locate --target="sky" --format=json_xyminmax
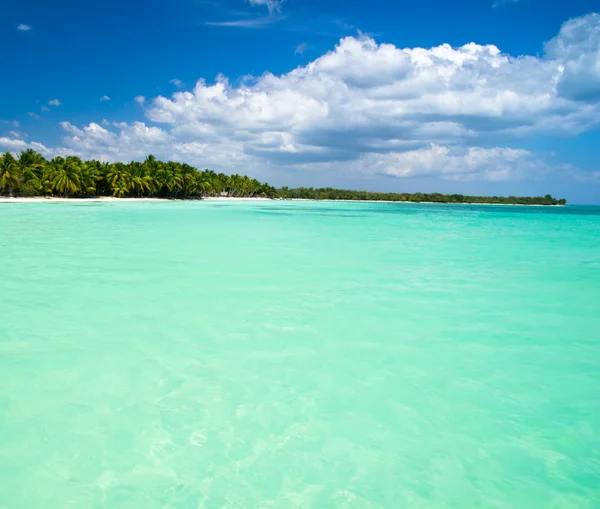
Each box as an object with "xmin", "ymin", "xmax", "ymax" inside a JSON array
[{"xmin": 2, "ymin": 0, "xmax": 600, "ymax": 203}]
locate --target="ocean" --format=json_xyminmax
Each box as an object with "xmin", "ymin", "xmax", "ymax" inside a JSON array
[{"xmin": 1, "ymin": 200, "xmax": 599, "ymax": 508}]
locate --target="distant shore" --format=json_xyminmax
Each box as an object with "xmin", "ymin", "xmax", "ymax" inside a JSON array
[
  {"xmin": 0, "ymin": 152, "xmax": 566, "ymax": 205},
  {"xmin": 0, "ymin": 196, "xmax": 563, "ymax": 206}
]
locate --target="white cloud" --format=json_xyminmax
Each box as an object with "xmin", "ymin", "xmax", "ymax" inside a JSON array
[
  {"xmin": 4, "ymin": 13, "xmax": 600, "ymax": 186},
  {"xmin": 0, "ymin": 137, "xmax": 28, "ymax": 151},
  {"xmin": 248, "ymin": 0, "xmax": 283, "ymax": 14},
  {"xmin": 170, "ymin": 79, "xmax": 184, "ymax": 88},
  {"xmin": 545, "ymin": 13, "xmax": 600, "ymax": 102},
  {"xmin": 206, "ymin": 0, "xmax": 285, "ymax": 27},
  {"xmin": 294, "ymin": 42, "xmax": 309, "ymax": 56},
  {"xmin": 41, "ymin": 106, "xmax": 50, "ymax": 112},
  {"xmin": 0, "ymin": 137, "xmax": 53, "ymax": 157},
  {"xmin": 205, "ymin": 15, "xmax": 284, "ymax": 28},
  {"xmin": 493, "ymin": 0, "xmax": 520, "ymax": 8},
  {"xmin": 56, "ymin": 121, "xmax": 171, "ymax": 161},
  {"xmin": 367, "ymin": 145, "xmax": 546, "ymax": 181},
  {"xmin": 100, "ymin": 95, "xmax": 111, "ymax": 101},
  {"xmin": 17, "ymin": 24, "xmax": 31, "ymax": 31},
  {"xmin": 27, "ymin": 112, "xmax": 40, "ymax": 119},
  {"xmin": 48, "ymin": 99, "xmax": 61, "ymax": 107}
]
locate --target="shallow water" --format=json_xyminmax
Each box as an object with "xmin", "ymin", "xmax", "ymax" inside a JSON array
[{"xmin": 1, "ymin": 201, "xmax": 599, "ymax": 508}]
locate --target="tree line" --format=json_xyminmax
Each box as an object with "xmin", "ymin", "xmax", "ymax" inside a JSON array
[
  {"xmin": 277, "ymin": 187, "xmax": 567, "ymax": 205},
  {"xmin": 0, "ymin": 151, "xmax": 277, "ymax": 199},
  {"xmin": 1, "ymin": 151, "xmax": 566, "ymax": 205}
]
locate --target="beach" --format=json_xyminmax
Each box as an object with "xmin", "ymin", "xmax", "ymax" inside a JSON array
[{"xmin": 0, "ymin": 196, "xmax": 561, "ymax": 205}]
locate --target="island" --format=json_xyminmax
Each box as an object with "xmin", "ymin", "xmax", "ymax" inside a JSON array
[{"xmin": 0, "ymin": 151, "xmax": 567, "ymax": 205}]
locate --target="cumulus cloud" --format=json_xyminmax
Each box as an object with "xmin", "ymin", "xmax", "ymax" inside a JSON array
[
  {"xmin": 0, "ymin": 137, "xmax": 28, "ymax": 151},
  {"xmin": 17, "ymin": 24, "xmax": 31, "ymax": 31},
  {"xmin": 100, "ymin": 95, "xmax": 111, "ymax": 101},
  {"xmin": 27, "ymin": 112, "xmax": 40, "ymax": 119},
  {"xmin": 41, "ymin": 106, "xmax": 50, "ymax": 112},
  {"xmin": 170, "ymin": 79, "xmax": 184, "ymax": 88},
  {"xmin": 134, "ymin": 96, "xmax": 146, "ymax": 105},
  {"xmin": 545, "ymin": 13, "xmax": 600, "ymax": 101},
  {"xmin": 368, "ymin": 145, "xmax": 545, "ymax": 181},
  {"xmin": 3, "ymin": 13, "xmax": 600, "ymax": 186},
  {"xmin": 48, "ymin": 99, "xmax": 61, "ymax": 107},
  {"xmin": 0, "ymin": 137, "xmax": 53, "ymax": 157}
]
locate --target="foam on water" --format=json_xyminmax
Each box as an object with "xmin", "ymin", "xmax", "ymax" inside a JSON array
[{"xmin": 1, "ymin": 201, "xmax": 599, "ymax": 508}]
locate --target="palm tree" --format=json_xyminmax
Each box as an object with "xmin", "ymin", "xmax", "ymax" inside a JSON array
[
  {"xmin": 17, "ymin": 149, "xmax": 45, "ymax": 181},
  {"xmin": 0, "ymin": 152, "xmax": 21, "ymax": 196},
  {"xmin": 112, "ymin": 181, "xmax": 130, "ymax": 198},
  {"xmin": 79, "ymin": 163, "xmax": 100, "ymax": 196},
  {"xmin": 130, "ymin": 175, "xmax": 151, "ymax": 197},
  {"xmin": 106, "ymin": 162, "xmax": 127, "ymax": 188},
  {"xmin": 47, "ymin": 157, "xmax": 81, "ymax": 196}
]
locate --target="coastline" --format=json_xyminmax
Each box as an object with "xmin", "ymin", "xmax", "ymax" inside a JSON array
[
  {"xmin": 282, "ymin": 198, "xmax": 563, "ymax": 206},
  {"xmin": 0, "ymin": 196, "xmax": 274, "ymax": 204},
  {"xmin": 0, "ymin": 196, "xmax": 563, "ymax": 206}
]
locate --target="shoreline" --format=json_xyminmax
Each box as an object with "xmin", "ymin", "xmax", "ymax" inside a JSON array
[
  {"xmin": 0, "ymin": 196, "xmax": 272, "ymax": 204},
  {"xmin": 0, "ymin": 196, "xmax": 565, "ymax": 206}
]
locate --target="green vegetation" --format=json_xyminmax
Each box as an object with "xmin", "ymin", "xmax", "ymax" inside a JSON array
[
  {"xmin": 0, "ymin": 151, "xmax": 276, "ymax": 199},
  {"xmin": 277, "ymin": 187, "xmax": 567, "ymax": 205},
  {"xmin": 0, "ymin": 151, "xmax": 566, "ymax": 205}
]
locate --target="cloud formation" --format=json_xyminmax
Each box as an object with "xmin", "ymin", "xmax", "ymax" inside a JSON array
[
  {"xmin": 544, "ymin": 13, "xmax": 600, "ymax": 102},
  {"xmin": 3, "ymin": 13, "xmax": 600, "ymax": 185},
  {"xmin": 206, "ymin": 0, "xmax": 285, "ymax": 28},
  {"xmin": 492, "ymin": 0, "xmax": 520, "ymax": 8},
  {"xmin": 294, "ymin": 42, "xmax": 309, "ymax": 56},
  {"xmin": 100, "ymin": 95, "xmax": 111, "ymax": 101},
  {"xmin": 248, "ymin": 0, "xmax": 284, "ymax": 14},
  {"xmin": 170, "ymin": 79, "xmax": 184, "ymax": 88},
  {"xmin": 48, "ymin": 99, "xmax": 61, "ymax": 107},
  {"xmin": 17, "ymin": 24, "xmax": 31, "ymax": 31},
  {"xmin": 205, "ymin": 15, "xmax": 285, "ymax": 28}
]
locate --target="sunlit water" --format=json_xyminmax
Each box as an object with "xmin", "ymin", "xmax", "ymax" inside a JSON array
[{"xmin": 1, "ymin": 200, "xmax": 599, "ymax": 508}]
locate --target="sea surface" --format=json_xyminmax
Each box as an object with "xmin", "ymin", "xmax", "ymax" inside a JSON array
[{"xmin": 1, "ymin": 200, "xmax": 599, "ymax": 508}]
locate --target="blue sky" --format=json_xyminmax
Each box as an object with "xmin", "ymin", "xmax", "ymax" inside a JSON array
[{"xmin": 2, "ymin": 0, "xmax": 600, "ymax": 203}]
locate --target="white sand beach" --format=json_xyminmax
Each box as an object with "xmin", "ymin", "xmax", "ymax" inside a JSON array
[{"xmin": 0, "ymin": 196, "xmax": 274, "ymax": 203}]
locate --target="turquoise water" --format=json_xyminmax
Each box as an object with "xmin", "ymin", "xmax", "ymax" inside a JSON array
[{"xmin": 1, "ymin": 200, "xmax": 599, "ymax": 508}]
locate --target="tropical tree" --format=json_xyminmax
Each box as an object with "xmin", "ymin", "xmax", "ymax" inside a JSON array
[
  {"xmin": 106, "ymin": 162, "xmax": 127, "ymax": 188},
  {"xmin": 111, "ymin": 180, "xmax": 130, "ymax": 198},
  {"xmin": 17, "ymin": 149, "xmax": 45, "ymax": 180},
  {"xmin": 0, "ymin": 152, "xmax": 21, "ymax": 195},
  {"xmin": 79, "ymin": 162, "xmax": 100, "ymax": 196},
  {"xmin": 47, "ymin": 156, "xmax": 81, "ymax": 196}
]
